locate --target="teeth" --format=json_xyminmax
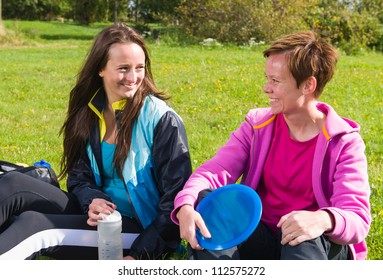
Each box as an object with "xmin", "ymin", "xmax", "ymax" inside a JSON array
[{"xmin": 270, "ymin": 98, "xmax": 278, "ymax": 102}]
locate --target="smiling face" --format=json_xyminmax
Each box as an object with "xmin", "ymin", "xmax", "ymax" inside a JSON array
[
  {"xmin": 99, "ymin": 43, "xmax": 145, "ymax": 104},
  {"xmin": 263, "ymin": 52, "xmax": 306, "ymax": 115}
]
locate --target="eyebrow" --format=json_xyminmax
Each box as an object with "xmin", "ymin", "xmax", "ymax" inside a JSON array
[
  {"xmin": 116, "ymin": 63, "xmax": 145, "ymax": 67},
  {"xmin": 264, "ymin": 73, "xmax": 279, "ymax": 78}
]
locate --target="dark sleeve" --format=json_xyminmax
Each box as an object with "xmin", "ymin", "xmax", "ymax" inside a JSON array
[
  {"xmin": 66, "ymin": 154, "xmax": 113, "ymax": 214},
  {"xmin": 129, "ymin": 111, "xmax": 192, "ymax": 259}
]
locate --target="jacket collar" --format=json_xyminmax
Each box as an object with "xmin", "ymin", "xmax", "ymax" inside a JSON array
[
  {"xmin": 316, "ymin": 102, "xmax": 360, "ymax": 140},
  {"xmin": 88, "ymin": 88, "xmax": 126, "ymax": 118},
  {"xmin": 246, "ymin": 102, "xmax": 360, "ymax": 141},
  {"xmin": 88, "ymin": 88, "xmax": 127, "ymax": 141}
]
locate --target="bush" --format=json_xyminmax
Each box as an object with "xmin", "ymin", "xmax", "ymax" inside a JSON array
[{"xmin": 175, "ymin": 0, "xmax": 382, "ymax": 53}]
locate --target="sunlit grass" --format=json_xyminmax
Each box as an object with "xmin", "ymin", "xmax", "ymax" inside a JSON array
[{"xmin": 1, "ymin": 20, "xmax": 382, "ymax": 260}]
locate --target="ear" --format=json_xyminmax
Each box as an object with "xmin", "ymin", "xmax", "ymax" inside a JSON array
[
  {"xmin": 99, "ymin": 70, "xmax": 104, "ymax": 78},
  {"xmin": 303, "ymin": 76, "xmax": 317, "ymax": 95}
]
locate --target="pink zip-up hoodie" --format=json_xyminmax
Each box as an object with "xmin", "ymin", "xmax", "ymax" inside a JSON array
[{"xmin": 172, "ymin": 102, "xmax": 371, "ymax": 260}]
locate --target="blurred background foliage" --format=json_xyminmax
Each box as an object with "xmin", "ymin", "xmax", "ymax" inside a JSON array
[{"xmin": 1, "ymin": 0, "xmax": 383, "ymax": 54}]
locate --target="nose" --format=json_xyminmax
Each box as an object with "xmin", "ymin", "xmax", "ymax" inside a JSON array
[
  {"xmin": 263, "ymin": 82, "xmax": 271, "ymax": 94},
  {"xmin": 124, "ymin": 69, "xmax": 136, "ymax": 83}
]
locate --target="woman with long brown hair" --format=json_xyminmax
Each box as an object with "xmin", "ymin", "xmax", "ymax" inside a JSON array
[{"xmin": 0, "ymin": 23, "xmax": 192, "ymax": 260}]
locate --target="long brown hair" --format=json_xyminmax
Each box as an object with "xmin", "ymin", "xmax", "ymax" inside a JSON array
[{"xmin": 59, "ymin": 23, "xmax": 167, "ymax": 179}]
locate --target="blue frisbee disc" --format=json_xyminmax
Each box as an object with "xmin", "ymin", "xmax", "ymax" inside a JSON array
[{"xmin": 196, "ymin": 184, "xmax": 262, "ymax": 251}]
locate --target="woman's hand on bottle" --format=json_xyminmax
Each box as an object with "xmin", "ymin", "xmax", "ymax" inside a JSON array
[
  {"xmin": 87, "ymin": 198, "xmax": 117, "ymax": 226},
  {"xmin": 177, "ymin": 205, "xmax": 211, "ymax": 250}
]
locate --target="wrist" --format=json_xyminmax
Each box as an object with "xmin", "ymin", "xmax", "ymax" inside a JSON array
[
  {"xmin": 320, "ymin": 209, "xmax": 335, "ymax": 233},
  {"xmin": 176, "ymin": 204, "xmax": 194, "ymax": 221}
]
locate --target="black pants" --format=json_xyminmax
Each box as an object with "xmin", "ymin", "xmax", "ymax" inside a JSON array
[
  {"xmin": 188, "ymin": 189, "xmax": 349, "ymax": 260},
  {"xmin": 0, "ymin": 172, "xmax": 141, "ymax": 259}
]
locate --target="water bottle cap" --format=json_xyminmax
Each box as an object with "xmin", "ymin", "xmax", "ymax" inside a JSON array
[
  {"xmin": 99, "ymin": 210, "xmax": 121, "ymax": 223},
  {"xmin": 33, "ymin": 160, "xmax": 51, "ymax": 168}
]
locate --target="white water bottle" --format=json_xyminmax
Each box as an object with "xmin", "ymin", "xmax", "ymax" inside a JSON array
[{"xmin": 97, "ymin": 210, "xmax": 123, "ymax": 260}]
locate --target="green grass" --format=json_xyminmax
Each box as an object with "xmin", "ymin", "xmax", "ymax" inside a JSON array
[{"xmin": 1, "ymin": 20, "xmax": 382, "ymax": 260}]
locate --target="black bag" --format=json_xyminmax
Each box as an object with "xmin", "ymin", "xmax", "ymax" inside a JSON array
[{"xmin": 0, "ymin": 160, "xmax": 60, "ymax": 188}]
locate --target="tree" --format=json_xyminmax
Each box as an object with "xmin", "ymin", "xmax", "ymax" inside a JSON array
[
  {"xmin": 114, "ymin": 0, "xmax": 119, "ymax": 23},
  {"xmin": 141, "ymin": 0, "xmax": 181, "ymax": 21},
  {"xmin": 2, "ymin": 0, "xmax": 64, "ymax": 21},
  {"xmin": 358, "ymin": 0, "xmax": 383, "ymax": 23},
  {"xmin": 69, "ymin": 0, "xmax": 106, "ymax": 25},
  {"xmin": 0, "ymin": 0, "xmax": 5, "ymax": 36},
  {"xmin": 304, "ymin": 0, "xmax": 382, "ymax": 54},
  {"xmin": 175, "ymin": 0, "xmax": 312, "ymax": 44}
]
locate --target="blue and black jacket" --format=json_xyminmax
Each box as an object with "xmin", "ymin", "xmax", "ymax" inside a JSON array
[{"xmin": 67, "ymin": 89, "xmax": 192, "ymax": 259}]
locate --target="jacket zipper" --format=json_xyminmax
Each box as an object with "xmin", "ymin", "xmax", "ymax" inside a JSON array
[{"xmin": 123, "ymin": 184, "xmax": 144, "ymax": 230}]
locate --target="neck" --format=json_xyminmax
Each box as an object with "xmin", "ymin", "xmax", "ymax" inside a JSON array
[
  {"xmin": 283, "ymin": 106, "xmax": 325, "ymax": 142},
  {"xmin": 103, "ymin": 104, "xmax": 117, "ymax": 144}
]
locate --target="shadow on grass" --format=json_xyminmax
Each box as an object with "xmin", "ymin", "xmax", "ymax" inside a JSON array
[{"xmin": 40, "ymin": 34, "xmax": 95, "ymax": 41}]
